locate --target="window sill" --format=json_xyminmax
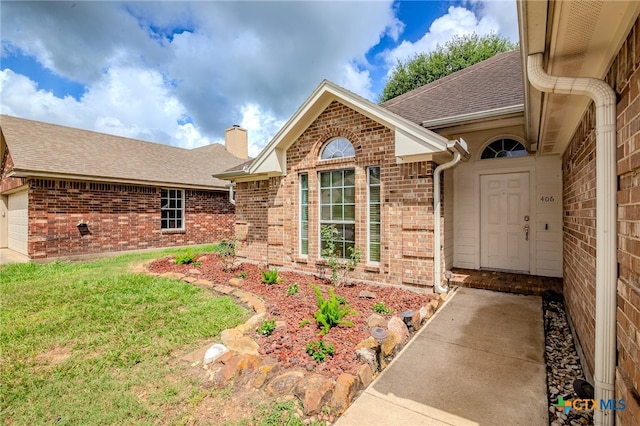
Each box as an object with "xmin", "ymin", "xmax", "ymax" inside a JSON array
[
  {"xmin": 364, "ymin": 264, "xmax": 380, "ymax": 273},
  {"xmin": 161, "ymin": 229, "xmax": 186, "ymax": 235}
]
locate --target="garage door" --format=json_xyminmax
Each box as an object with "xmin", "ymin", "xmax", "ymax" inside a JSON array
[{"xmin": 8, "ymin": 191, "xmax": 28, "ymax": 255}]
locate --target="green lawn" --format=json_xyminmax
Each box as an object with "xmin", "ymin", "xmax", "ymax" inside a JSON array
[{"xmin": 0, "ymin": 246, "xmax": 249, "ymax": 425}]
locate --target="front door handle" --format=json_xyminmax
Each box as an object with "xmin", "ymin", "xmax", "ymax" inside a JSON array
[{"xmin": 524, "ymin": 224, "xmax": 530, "ymax": 241}]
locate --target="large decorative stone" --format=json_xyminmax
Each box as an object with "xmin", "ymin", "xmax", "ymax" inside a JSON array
[
  {"xmin": 381, "ymin": 331, "xmax": 399, "ymax": 358},
  {"xmin": 366, "ymin": 314, "xmax": 386, "ymax": 329},
  {"xmin": 354, "ymin": 336, "xmax": 377, "ymax": 351},
  {"xmin": 221, "ymin": 328, "xmax": 243, "ymax": 345},
  {"xmin": 411, "ymin": 310, "xmax": 421, "ymax": 330},
  {"xmin": 387, "ymin": 316, "xmax": 409, "ymax": 343},
  {"xmin": 355, "ymin": 348, "xmax": 378, "ymax": 373},
  {"xmin": 228, "ymin": 277, "xmax": 243, "ymax": 287},
  {"xmin": 357, "ymin": 363, "xmax": 373, "ymax": 388},
  {"xmin": 266, "ymin": 371, "xmax": 305, "ymax": 396},
  {"xmin": 359, "ymin": 290, "xmax": 376, "ymax": 299},
  {"xmin": 203, "ymin": 343, "xmax": 229, "ymax": 365},
  {"xmin": 294, "ymin": 374, "xmax": 334, "ymax": 415},
  {"xmin": 252, "ymin": 358, "xmax": 280, "ymax": 389},
  {"xmin": 330, "ymin": 373, "xmax": 359, "ymax": 415},
  {"xmin": 226, "ymin": 336, "xmax": 260, "ymax": 355}
]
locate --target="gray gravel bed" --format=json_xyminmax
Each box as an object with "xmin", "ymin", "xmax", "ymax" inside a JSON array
[{"xmin": 543, "ymin": 293, "xmax": 593, "ymax": 426}]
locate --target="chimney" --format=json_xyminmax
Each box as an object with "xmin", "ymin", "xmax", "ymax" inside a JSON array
[{"xmin": 225, "ymin": 125, "xmax": 248, "ymax": 159}]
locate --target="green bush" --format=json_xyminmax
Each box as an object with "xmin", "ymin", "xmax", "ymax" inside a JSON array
[
  {"xmin": 287, "ymin": 283, "xmax": 299, "ymax": 295},
  {"xmin": 306, "ymin": 338, "xmax": 335, "ymax": 362},
  {"xmin": 257, "ymin": 319, "xmax": 276, "ymax": 337},
  {"xmin": 175, "ymin": 251, "xmax": 198, "ymax": 265},
  {"xmin": 312, "ymin": 285, "xmax": 357, "ymax": 335},
  {"xmin": 373, "ymin": 302, "xmax": 392, "ymax": 314},
  {"xmin": 261, "ymin": 268, "xmax": 282, "ymax": 285}
]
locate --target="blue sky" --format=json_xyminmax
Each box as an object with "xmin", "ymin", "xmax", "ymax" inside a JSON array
[{"xmin": 0, "ymin": 1, "xmax": 518, "ymax": 155}]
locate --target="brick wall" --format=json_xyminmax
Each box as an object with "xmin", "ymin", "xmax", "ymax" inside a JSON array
[
  {"xmin": 26, "ymin": 179, "xmax": 234, "ymax": 258},
  {"xmin": 562, "ymin": 17, "xmax": 640, "ymax": 422},
  {"xmin": 234, "ymin": 101, "xmax": 437, "ymax": 289},
  {"xmin": 612, "ymin": 18, "xmax": 640, "ymax": 424}
]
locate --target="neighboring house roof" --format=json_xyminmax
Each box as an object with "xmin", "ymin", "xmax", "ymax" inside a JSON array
[
  {"xmin": 215, "ymin": 80, "xmax": 456, "ymax": 180},
  {"xmin": 381, "ymin": 50, "xmax": 523, "ymax": 127},
  {"xmin": 0, "ymin": 115, "xmax": 246, "ymax": 190}
]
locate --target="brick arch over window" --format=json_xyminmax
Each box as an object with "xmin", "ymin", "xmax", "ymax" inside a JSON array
[{"xmin": 312, "ymin": 128, "xmax": 362, "ymax": 161}]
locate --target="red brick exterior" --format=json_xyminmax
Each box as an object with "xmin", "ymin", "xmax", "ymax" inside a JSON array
[
  {"xmin": 2, "ymin": 176, "xmax": 235, "ymax": 258},
  {"xmin": 0, "ymin": 148, "xmax": 25, "ymax": 193},
  {"xmin": 562, "ymin": 17, "xmax": 640, "ymax": 422},
  {"xmin": 235, "ymin": 101, "xmax": 437, "ymax": 289}
]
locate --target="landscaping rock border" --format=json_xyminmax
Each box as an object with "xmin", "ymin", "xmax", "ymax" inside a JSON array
[{"xmin": 137, "ymin": 261, "xmax": 448, "ymax": 421}]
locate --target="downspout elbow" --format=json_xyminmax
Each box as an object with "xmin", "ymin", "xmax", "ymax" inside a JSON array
[{"xmin": 228, "ymin": 183, "xmax": 236, "ymax": 205}]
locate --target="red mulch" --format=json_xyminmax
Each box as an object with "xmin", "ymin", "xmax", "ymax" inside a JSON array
[{"xmin": 147, "ymin": 253, "xmax": 434, "ymax": 378}]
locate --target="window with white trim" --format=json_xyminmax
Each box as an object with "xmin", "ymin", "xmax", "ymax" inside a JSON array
[
  {"xmin": 319, "ymin": 169, "xmax": 355, "ymax": 259},
  {"xmin": 480, "ymin": 138, "xmax": 527, "ymax": 159},
  {"xmin": 320, "ymin": 138, "xmax": 355, "ymax": 160},
  {"xmin": 161, "ymin": 189, "xmax": 184, "ymax": 230},
  {"xmin": 299, "ymin": 174, "xmax": 309, "ymax": 255},
  {"xmin": 368, "ymin": 166, "xmax": 381, "ymax": 263}
]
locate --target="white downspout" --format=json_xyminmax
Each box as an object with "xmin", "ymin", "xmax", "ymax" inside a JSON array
[
  {"xmin": 434, "ymin": 139, "xmax": 469, "ymax": 293},
  {"xmin": 527, "ymin": 53, "xmax": 617, "ymax": 426},
  {"xmin": 228, "ymin": 183, "xmax": 236, "ymax": 205}
]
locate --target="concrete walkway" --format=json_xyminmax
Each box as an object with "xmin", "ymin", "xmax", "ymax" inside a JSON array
[
  {"xmin": 336, "ymin": 287, "xmax": 548, "ymax": 426},
  {"xmin": 0, "ymin": 248, "xmax": 30, "ymax": 265}
]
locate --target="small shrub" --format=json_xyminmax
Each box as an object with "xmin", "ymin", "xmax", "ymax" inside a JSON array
[
  {"xmin": 236, "ymin": 271, "xmax": 247, "ymax": 279},
  {"xmin": 306, "ymin": 338, "xmax": 335, "ymax": 362},
  {"xmin": 287, "ymin": 283, "xmax": 299, "ymax": 295},
  {"xmin": 175, "ymin": 251, "xmax": 197, "ymax": 265},
  {"xmin": 320, "ymin": 224, "xmax": 363, "ymax": 286},
  {"xmin": 262, "ymin": 268, "xmax": 282, "ymax": 285},
  {"xmin": 373, "ymin": 302, "xmax": 392, "ymax": 314},
  {"xmin": 257, "ymin": 319, "xmax": 276, "ymax": 336},
  {"xmin": 312, "ymin": 285, "xmax": 357, "ymax": 335},
  {"xmin": 217, "ymin": 237, "xmax": 240, "ymax": 271}
]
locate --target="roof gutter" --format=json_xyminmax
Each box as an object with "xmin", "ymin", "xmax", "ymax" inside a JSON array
[
  {"xmin": 527, "ymin": 53, "xmax": 617, "ymax": 426},
  {"xmin": 433, "ymin": 138, "xmax": 469, "ymax": 293},
  {"xmin": 421, "ymin": 104, "xmax": 524, "ymax": 129}
]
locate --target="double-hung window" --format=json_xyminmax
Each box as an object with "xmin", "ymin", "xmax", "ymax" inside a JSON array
[
  {"xmin": 161, "ymin": 189, "xmax": 184, "ymax": 230},
  {"xmin": 299, "ymin": 174, "xmax": 309, "ymax": 255},
  {"xmin": 368, "ymin": 167, "xmax": 381, "ymax": 263},
  {"xmin": 319, "ymin": 169, "xmax": 355, "ymax": 259}
]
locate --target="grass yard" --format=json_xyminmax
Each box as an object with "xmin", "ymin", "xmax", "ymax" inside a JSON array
[{"xmin": 0, "ymin": 246, "xmax": 250, "ymax": 425}]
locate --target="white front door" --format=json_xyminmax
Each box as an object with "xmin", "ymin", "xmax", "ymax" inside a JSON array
[
  {"xmin": 480, "ymin": 172, "xmax": 530, "ymax": 272},
  {"xmin": 8, "ymin": 191, "xmax": 29, "ymax": 255}
]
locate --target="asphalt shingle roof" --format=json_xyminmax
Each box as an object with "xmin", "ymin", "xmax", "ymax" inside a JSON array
[
  {"xmin": 1, "ymin": 115, "xmax": 246, "ymax": 189},
  {"xmin": 381, "ymin": 50, "xmax": 523, "ymax": 125}
]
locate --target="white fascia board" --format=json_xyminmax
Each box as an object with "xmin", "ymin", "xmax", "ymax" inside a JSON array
[{"xmin": 394, "ymin": 127, "xmax": 449, "ymax": 161}]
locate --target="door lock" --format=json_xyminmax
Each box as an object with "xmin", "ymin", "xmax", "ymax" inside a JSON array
[{"xmin": 524, "ymin": 224, "xmax": 530, "ymax": 241}]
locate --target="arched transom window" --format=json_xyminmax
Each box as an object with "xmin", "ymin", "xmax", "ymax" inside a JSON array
[
  {"xmin": 481, "ymin": 138, "xmax": 528, "ymax": 159},
  {"xmin": 320, "ymin": 137, "xmax": 355, "ymax": 160}
]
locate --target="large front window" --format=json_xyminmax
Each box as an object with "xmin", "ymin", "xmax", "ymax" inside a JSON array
[
  {"xmin": 368, "ymin": 166, "xmax": 381, "ymax": 263},
  {"xmin": 299, "ymin": 174, "xmax": 309, "ymax": 255},
  {"xmin": 319, "ymin": 169, "xmax": 355, "ymax": 258},
  {"xmin": 161, "ymin": 189, "xmax": 184, "ymax": 230}
]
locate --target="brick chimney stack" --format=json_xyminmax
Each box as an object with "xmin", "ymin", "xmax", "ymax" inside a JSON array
[{"xmin": 224, "ymin": 125, "xmax": 249, "ymax": 159}]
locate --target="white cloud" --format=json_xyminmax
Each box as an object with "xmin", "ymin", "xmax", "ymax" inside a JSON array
[
  {"xmin": 381, "ymin": 2, "xmax": 518, "ymax": 68},
  {"xmin": 239, "ymin": 103, "xmax": 285, "ymax": 158},
  {"xmin": 0, "ymin": 1, "xmax": 399, "ymax": 150}
]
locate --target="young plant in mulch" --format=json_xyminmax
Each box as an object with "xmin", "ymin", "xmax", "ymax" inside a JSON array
[
  {"xmin": 216, "ymin": 237, "xmax": 241, "ymax": 271},
  {"xmin": 311, "ymin": 284, "xmax": 357, "ymax": 335},
  {"xmin": 175, "ymin": 251, "xmax": 200, "ymax": 266},
  {"xmin": 306, "ymin": 337, "xmax": 335, "ymax": 363},
  {"xmin": 287, "ymin": 283, "xmax": 300, "ymax": 295},
  {"xmin": 235, "ymin": 271, "xmax": 247, "ymax": 279},
  {"xmin": 257, "ymin": 319, "xmax": 276, "ymax": 337},
  {"xmin": 261, "ymin": 268, "xmax": 283, "ymax": 285},
  {"xmin": 320, "ymin": 224, "xmax": 363, "ymax": 286},
  {"xmin": 373, "ymin": 301, "xmax": 392, "ymax": 314}
]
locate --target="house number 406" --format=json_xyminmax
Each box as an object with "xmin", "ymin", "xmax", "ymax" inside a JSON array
[{"xmin": 540, "ymin": 196, "xmax": 555, "ymax": 203}]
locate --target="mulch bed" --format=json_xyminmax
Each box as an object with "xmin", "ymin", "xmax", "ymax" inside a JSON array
[{"xmin": 147, "ymin": 253, "xmax": 435, "ymax": 378}]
